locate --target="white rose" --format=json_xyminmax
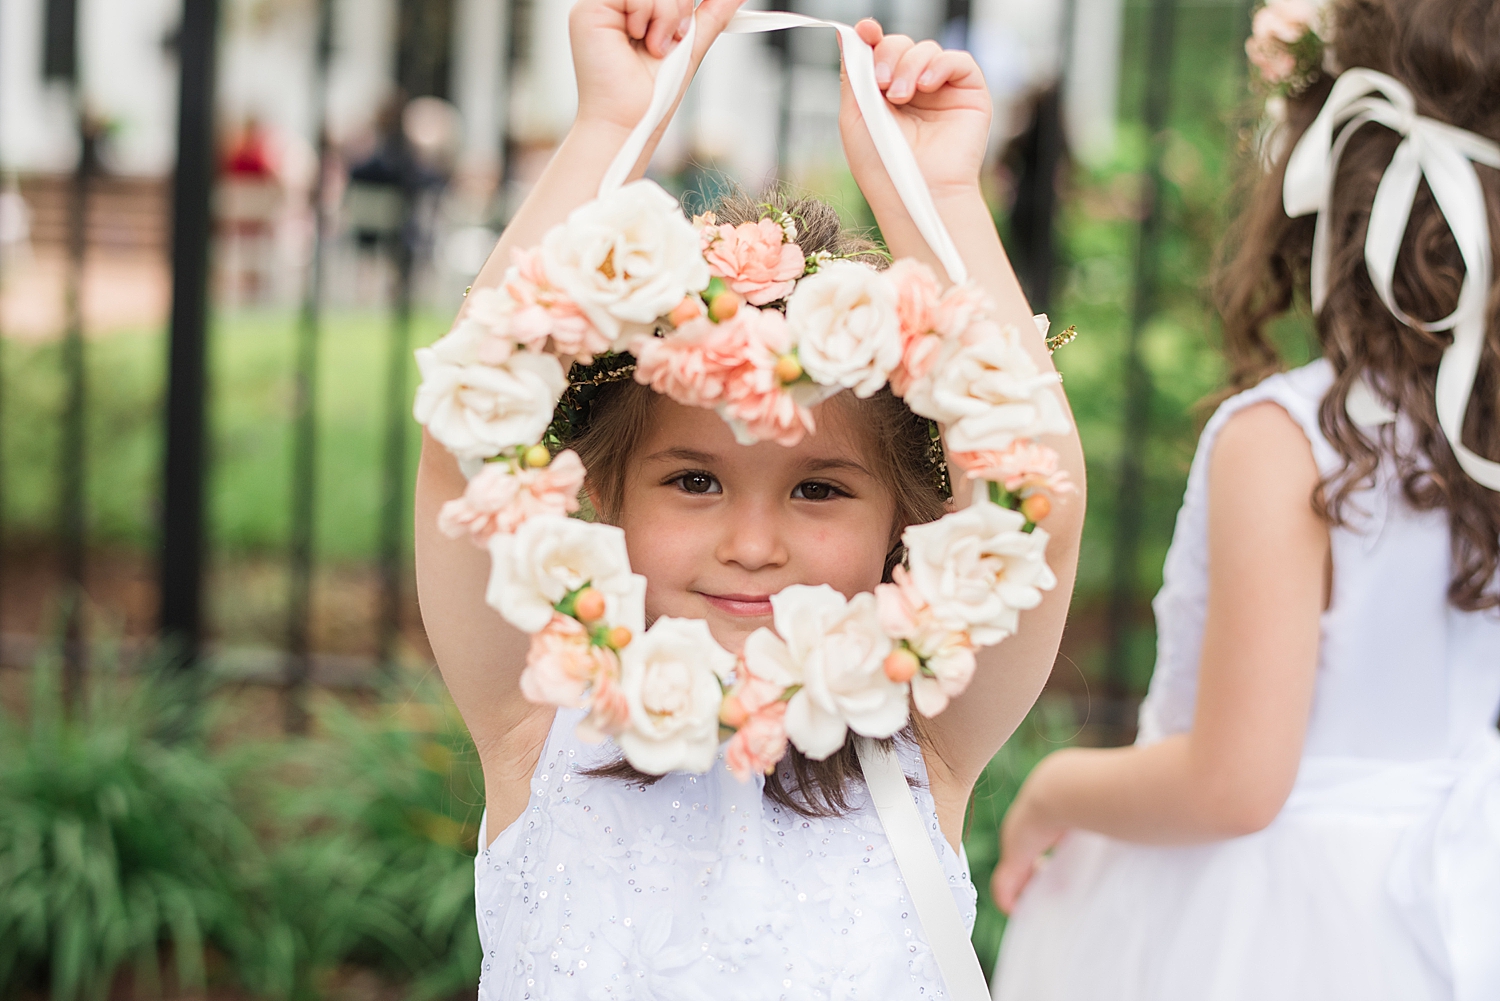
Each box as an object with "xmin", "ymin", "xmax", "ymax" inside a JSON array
[
  {"xmin": 786, "ymin": 260, "xmax": 902, "ymax": 398},
  {"xmin": 617, "ymin": 617, "xmax": 735, "ymax": 775},
  {"xmin": 903, "ymin": 320, "xmax": 1071, "ymax": 453},
  {"xmin": 485, "ymin": 515, "xmax": 647, "ymax": 634},
  {"xmin": 413, "ymin": 332, "xmax": 566, "ymax": 461},
  {"xmin": 541, "ymin": 179, "xmax": 709, "ymax": 349},
  {"xmin": 910, "ymin": 641, "xmax": 977, "ymax": 718},
  {"xmin": 744, "ymin": 584, "xmax": 906, "ymax": 761},
  {"xmin": 902, "ymin": 505, "xmax": 1057, "ymax": 647}
]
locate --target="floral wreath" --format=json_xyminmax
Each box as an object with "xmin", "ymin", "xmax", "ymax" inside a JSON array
[
  {"xmin": 1246, "ymin": 0, "xmax": 1339, "ymax": 108},
  {"xmin": 413, "ymin": 12, "xmax": 1077, "ymax": 781}
]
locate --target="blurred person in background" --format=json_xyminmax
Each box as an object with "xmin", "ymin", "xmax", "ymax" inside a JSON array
[{"xmin": 218, "ymin": 115, "xmax": 283, "ymax": 304}]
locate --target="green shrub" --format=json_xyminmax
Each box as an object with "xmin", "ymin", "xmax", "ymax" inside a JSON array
[
  {"xmin": 240, "ymin": 679, "xmax": 483, "ymax": 1001},
  {"xmin": 0, "ymin": 654, "xmax": 256, "ymax": 1001}
]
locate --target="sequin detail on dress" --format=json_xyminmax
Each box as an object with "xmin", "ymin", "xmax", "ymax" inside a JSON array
[{"xmin": 475, "ymin": 708, "xmax": 975, "ymax": 1000}]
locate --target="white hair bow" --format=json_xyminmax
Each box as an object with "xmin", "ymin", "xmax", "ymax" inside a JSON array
[{"xmin": 1283, "ymin": 68, "xmax": 1500, "ymax": 490}]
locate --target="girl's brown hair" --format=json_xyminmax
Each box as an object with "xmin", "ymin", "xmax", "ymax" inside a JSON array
[
  {"xmin": 566, "ymin": 191, "xmax": 949, "ymax": 816},
  {"xmin": 1216, "ymin": 0, "xmax": 1500, "ymax": 611}
]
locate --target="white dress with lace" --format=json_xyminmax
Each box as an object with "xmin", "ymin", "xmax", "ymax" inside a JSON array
[
  {"xmin": 474, "ymin": 707, "xmax": 976, "ymax": 1000},
  {"xmin": 993, "ymin": 360, "xmax": 1500, "ymax": 1001}
]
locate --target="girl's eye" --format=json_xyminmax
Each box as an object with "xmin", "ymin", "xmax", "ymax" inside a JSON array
[
  {"xmin": 792, "ymin": 481, "xmax": 843, "ymax": 501},
  {"xmin": 673, "ymin": 472, "xmax": 721, "ymax": 495}
]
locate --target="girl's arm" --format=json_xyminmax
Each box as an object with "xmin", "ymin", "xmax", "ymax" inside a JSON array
[
  {"xmin": 992, "ymin": 402, "xmax": 1327, "ymax": 911},
  {"xmin": 836, "ymin": 22, "xmax": 1088, "ymax": 812},
  {"xmin": 416, "ymin": 0, "xmax": 746, "ymax": 841}
]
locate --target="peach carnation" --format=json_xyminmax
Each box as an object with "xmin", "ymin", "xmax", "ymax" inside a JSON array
[
  {"xmin": 717, "ymin": 379, "xmax": 822, "ymax": 448},
  {"xmin": 703, "ymin": 219, "xmax": 806, "ymax": 306},
  {"xmin": 437, "ymin": 450, "xmax": 586, "ymax": 544},
  {"xmin": 951, "ymin": 442, "xmax": 1075, "ymax": 497},
  {"xmin": 632, "ymin": 307, "xmax": 789, "ymax": 407},
  {"xmin": 577, "ymin": 656, "xmax": 630, "ymax": 743},
  {"xmin": 887, "ymin": 260, "xmax": 945, "ymax": 396},
  {"xmin": 725, "ymin": 701, "xmax": 790, "ymax": 781},
  {"xmin": 502, "ymin": 248, "xmax": 613, "ymax": 363},
  {"xmin": 520, "ymin": 614, "xmax": 615, "ymax": 709},
  {"xmin": 1246, "ymin": 0, "xmax": 1321, "ymax": 86}
]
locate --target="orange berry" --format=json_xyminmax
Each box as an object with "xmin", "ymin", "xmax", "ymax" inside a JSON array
[
  {"xmin": 883, "ymin": 648, "xmax": 920, "ymax": 684},
  {"xmin": 709, "ymin": 291, "xmax": 742, "ymax": 322},
  {"xmin": 523, "ymin": 443, "xmax": 552, "ymax": 468},
  {"xmin": 668, "ymin": 296, "xmax": 702, "ymax": 327},
  {"xmin": 1020, "ymin": 493, "xmax": 1052, "ymax": 524},
  {"xmin": 574, "ymin": 587, "xmax": 606, "ymax": 624},
  {"xmin": 607, "ymin": 625, "xmax": 633, "ymax": 649},
  {"xmin": 774, "ymin": 354, "xmax": 803, "ymax": 384},
  {"xmin": 719, "ymin": 693, "xmax": 750, "ymax": 729}
]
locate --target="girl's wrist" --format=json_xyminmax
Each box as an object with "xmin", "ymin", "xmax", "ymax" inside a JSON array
[
  {"xmin": 567, "ymin": 116, "xmax": 636, "ymax": 150},
  {"xmin": 1022, "ymin": 748, "xmax": 1079, "ymax": 831}
]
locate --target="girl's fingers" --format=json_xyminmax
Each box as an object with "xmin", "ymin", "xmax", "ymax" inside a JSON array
[
  {"xmin": 993, "ymin": 858, "xmax": 1032, "ymax": 915},
  {"xmin": 692, "ymin": 0, "xmax": 751, "ymax": 61},
  {"xmin": 622, "ymin": 0, "xmax": 653, "ymax": 42},
  {"xmin": 915, "ymin": 50, "xmax": 983, "ymax": 93},
  {"xmin": 887, "ymin": 39, "xmax": 943, "ymax": 103},
  {"xmin": 643, "ymin": 0, "xmax": 685, "ymax": 56},
  {"xmin": 855, "ymin": 18, "xmax": 884, "ymax": 47},
  {"xmin": 872, "ymin": 34, "xmax": 916, "ymax": 89}
]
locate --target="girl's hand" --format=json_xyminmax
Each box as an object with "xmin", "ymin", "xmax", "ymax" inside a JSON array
[
  {"xmin": 839, "ymin": 20, "xmax": 992, "ymax": 205},
  {"xmin": 570, "ymin": 0, "xmax": 746, "ymax": 138},
  {"xmin": 992, "ymin": 755, "xmax": 1070, "ymax": 914}
]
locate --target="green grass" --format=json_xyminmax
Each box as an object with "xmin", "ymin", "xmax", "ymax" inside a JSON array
[{"xmin": 2, "ymin": 309, "xmax": 448, "ymax": 562}]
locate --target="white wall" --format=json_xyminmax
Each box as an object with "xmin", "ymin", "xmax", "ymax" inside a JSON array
[
  {"xmin": 0, "ymin": 0, "xmax": 482, "ymax": 176},
  {"xmin": 2, "ymin": 0, "xmax": 179, "ymax": 174}
]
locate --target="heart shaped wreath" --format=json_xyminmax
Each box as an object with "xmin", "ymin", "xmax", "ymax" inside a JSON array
[{"xmin": 414, "ymin": 12, "xmax": 1076, "ymax": 781}]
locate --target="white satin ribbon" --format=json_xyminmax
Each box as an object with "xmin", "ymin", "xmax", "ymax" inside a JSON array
[
  {"xmin": 857, "ymin": 738, "xmax": 990, "ymax": 1001},
  {"xmin": 597, "ymin": 8, "xmax": 970, "ymax": 286},
  {"xmin": 1283, "ymin": 68, "xmax": 1500, "ymax": 490}
]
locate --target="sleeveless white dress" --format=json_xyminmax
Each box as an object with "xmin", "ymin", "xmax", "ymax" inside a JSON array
[
  {"xmin": 993, "ymin": 361, "xmax": 1500, "ymax": 1001},
  {"xmin": 474, "ymin": 707, "xmax": 976, "ymax": 1000}
]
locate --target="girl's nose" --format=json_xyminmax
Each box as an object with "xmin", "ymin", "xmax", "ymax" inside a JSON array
[{"xmin": 715, "ymin": 501, "xmax": 790, "ymax": 572}]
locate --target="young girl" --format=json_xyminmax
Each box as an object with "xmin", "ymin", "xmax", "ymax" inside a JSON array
[
  {"xmin": 992, "ymin": 1, "xmax": 1500, "ymax": 999},
  {"xmin": 414, "ymin": 2, "xmax": 1085, "ymax": 997}
]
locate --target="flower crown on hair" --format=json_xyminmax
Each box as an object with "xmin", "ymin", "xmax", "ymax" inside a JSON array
[
  {"xmin": 414, "ymin": 179, "xmax": 1075, "ymax": 779},
  {"xmin": 1246, "ymin": 0, "xmax": 1335, "ymax": 99}
]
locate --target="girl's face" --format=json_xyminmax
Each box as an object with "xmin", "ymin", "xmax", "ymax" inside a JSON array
[{"xmin": 613, "ymin": 397, "xmax": 897, "ymax": 654}]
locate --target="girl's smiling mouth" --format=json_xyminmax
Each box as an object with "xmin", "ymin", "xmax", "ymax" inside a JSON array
[{"xmin": 700, "ymin": 593, "xmax": 775, "ymax": 617}]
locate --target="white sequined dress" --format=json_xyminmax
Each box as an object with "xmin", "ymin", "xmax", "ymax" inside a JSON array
[{"xmin": 474, "ymin": 707, "xmax": 976, "ymax": 1000}]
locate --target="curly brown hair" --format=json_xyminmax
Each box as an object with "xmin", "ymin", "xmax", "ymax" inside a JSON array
[{"xmin": 1216, "ymin": 0, "xmax": 1500, "ymax": 611}]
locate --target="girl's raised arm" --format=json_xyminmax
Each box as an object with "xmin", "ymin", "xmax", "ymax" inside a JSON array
[
  {"xmin": 837, "ymin": 21, "xmax": 1088, "ymax": 809},
  {"xmin": 416, "ymin": 0, "xmax": 746, "ymax": 834}
]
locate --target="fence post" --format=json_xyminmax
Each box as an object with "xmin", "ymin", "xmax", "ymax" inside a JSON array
[
  {"xmin": 377, "ymin": 173, "xmax": 415, "ymax": 676},
  {"xmin": 1103, "ymin": 0, "xmax": 1178, "ymax": 740},
  {"xmin": 43, "ymin": 0, "xmax": 88, "ymax": 702},
  {"xmin": 160, "ymin": 0, "xmax": 221, "ymax": 667},
  {"xmin": 283, "ymin": 0, "xmax": 335, "ymax": 734},
  {"xmin": 59, "ymin": 109, "xmax": 91, "ymax": 706}
]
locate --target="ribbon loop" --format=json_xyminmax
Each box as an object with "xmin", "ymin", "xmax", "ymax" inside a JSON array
[
  {"xmin": 597, "ymin": 6, "xmax": 970, "ymax": 286},
  {"xmin": 1282, "ymin": 68, "xmax": 1500, "ymax": 491}
]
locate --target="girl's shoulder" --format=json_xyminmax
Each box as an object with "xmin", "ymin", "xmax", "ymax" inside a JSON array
[{"xmin": 1199, "ymin": 360, "xmax": 1341, "ymax": 480}]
